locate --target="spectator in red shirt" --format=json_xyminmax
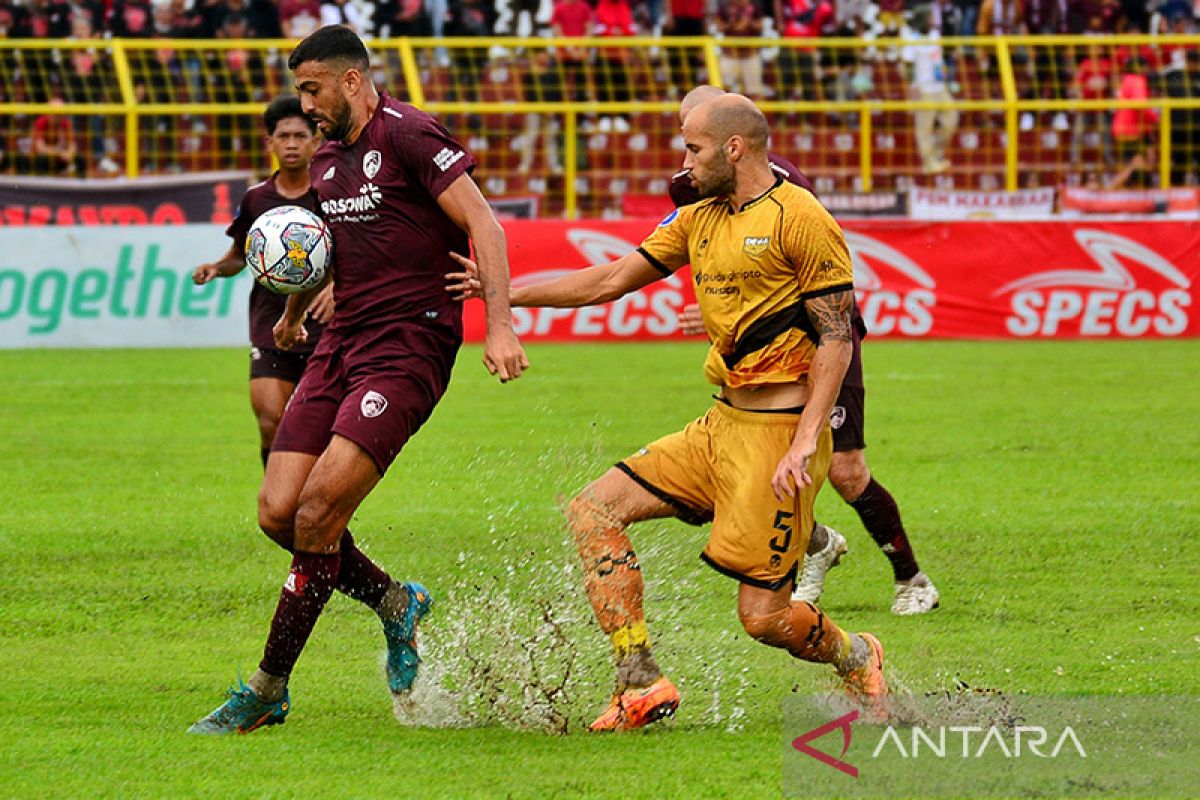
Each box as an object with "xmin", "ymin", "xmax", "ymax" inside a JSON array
[
  {"xmin": 1070, "ymin": 41, "xmax": 1116, "ymax": 166},
  {"xmin": 24, "ymin": 109, "xmax": 87, "ymax": 176},
  {"xmin": 551, "ymin": 0, "xmax": 595, "ymax": 104},
  {"xmin": 1111, "ymin": 55, "xmax": 1158, "ymax": 186},
  {"xmin": 774, "ymin": 0, "xmax": 833, "ymax": 104},
  {"xmin": 594, "ymin": 0, "xmax": 636, "ymax": 132}
]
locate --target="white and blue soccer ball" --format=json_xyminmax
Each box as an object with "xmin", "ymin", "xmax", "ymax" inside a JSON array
[{"xmin": 245, "ymin": 205, "xmax": 331, "ymax": 295}]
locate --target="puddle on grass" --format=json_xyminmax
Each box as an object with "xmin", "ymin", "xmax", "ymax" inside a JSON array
[{"xmin": 388, "ymin": 531, "xmax": 757, "ymax": 734}]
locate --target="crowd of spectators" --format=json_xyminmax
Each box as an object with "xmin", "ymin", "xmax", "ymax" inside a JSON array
[
  {"xmin": 1, "ymin": 0, "xmax": 1198, "ymax": 183},
  {"xmin": 0, "ymin": 0, "xmax": 1192, "ymax": 56}
]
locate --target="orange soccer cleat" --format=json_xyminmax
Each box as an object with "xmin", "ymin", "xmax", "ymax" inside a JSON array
[
  {"xmin": 842, "ymin": 632, "xmax": 888, "ymax": 721},
  {"xmin": 589, "ymin": 676, "xmax": 681, "ymax": 732}
]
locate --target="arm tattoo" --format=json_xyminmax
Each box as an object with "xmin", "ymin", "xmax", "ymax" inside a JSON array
[{"xmin": 804, "ymin": 289, "xmax": 853, "ymax": 343}]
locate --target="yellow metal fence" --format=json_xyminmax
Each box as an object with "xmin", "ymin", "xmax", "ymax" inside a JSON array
[{"xmin": 2, "ymin": 35, "xmax": 1199, "ymax": 217}]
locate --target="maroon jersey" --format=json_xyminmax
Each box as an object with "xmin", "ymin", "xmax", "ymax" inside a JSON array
[
  {"xmin": 310, "ymin": 94, "xmax": 476, "ymax": 333},
  {"xmin": 668, "ymin": 152, "xmax": 816, "ymax": 208},
  {"xmin": 225, "ymin": 174, "xmax": 324, "ymax": 352}
]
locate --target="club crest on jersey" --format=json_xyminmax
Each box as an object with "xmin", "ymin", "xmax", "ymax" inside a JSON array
[
  {"xmin": 743, "ymin": 236, "xmax": 770, "ymax": 257},
  {"xmin": 322, "ymin": 166, "xmax": 336, "ymax": 180},
  {"xmin": 363, "ymin": 150, "xmax": 382, "ymax": 179},
  {"xmin": 361, "ymin": 390, "xmax": 388, "ymax": 418}
]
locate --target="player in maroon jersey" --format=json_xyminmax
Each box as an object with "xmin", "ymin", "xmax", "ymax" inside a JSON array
[
  {"xmin": 190, "ymin": 25, "xmax": 527, "ymax": 735},
  {"xmin": 674, "ymin": 86, "xmax": 940, "ymax": 616},
  {"xmin": 193, "ymin": 95, "xmax": 332, "ymax": 468}
]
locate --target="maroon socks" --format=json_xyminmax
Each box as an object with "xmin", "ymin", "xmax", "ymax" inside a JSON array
[
  {"xmin": 849, "ymin": 477, "xmax": 920, "ymax": 582},
  {"xmin": 259, "ymin": 551, "xmax": 340, "ymax": 678},
  {"xmin": 336, "ymin": 530, "xmax": 391, "ymax": 608}
]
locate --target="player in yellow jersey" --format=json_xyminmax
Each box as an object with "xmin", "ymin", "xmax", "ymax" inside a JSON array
[
  {"xmin": 449, "ymin": 94, "xmax": 888, "ymax": 731},
  {"xmin": 675, "ymin": 85, "xmax": 940, "ymax": 616}
]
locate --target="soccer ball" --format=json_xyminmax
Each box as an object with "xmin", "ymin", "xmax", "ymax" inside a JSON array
[{"xmin": 245, "ymin": 205, "xmax": 331, "ymax": 294}]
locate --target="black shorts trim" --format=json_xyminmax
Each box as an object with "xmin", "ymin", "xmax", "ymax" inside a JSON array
[
  {"xmin": 615, "ymin": 462, "xmax": 712, "ymax": 526},
  {"xmin": 714, "ymin": 395, "xmax": 806, "ymax": 415},
  {"xmin": 699, "ymin": 552, "xmax": 799, "ymax": 590},
  {"xmin": 637, "ymin": 247, "xmax": 673, "ymax": 276}
]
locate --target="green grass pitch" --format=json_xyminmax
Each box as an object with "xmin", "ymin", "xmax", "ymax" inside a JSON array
[{"xmin": 0, "ymin": 341, "xmax": 1197, "ymax": 798}]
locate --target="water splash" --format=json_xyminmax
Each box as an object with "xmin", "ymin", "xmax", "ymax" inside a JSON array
[{"xmin": 388, "ymin": 529, "xmax": 757, "ymax": 733}]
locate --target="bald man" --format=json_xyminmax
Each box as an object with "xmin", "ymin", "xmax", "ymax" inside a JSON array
[
  {"xmin": 448, "ymin": 94, "xmax": 890, "ymax": 731},
  {"xmin": 669, "ymin": 85, "xmax": 816, "ymax": 206},
  {"xmin": 671, "ymin": 86, "xmax": 941, "ymax": 617}
]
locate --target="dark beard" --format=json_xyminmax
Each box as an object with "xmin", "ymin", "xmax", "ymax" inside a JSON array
[
  {"xmin": 324, "ymin": 99, "xmax": 354, "ymax": 142},
  {"xmin": 326, "ymin": 113, "xmax": 353, "ymax": 142},
  {"xmin": 698, "ymin": 171, "xmax": 736, "ymax": 199}
]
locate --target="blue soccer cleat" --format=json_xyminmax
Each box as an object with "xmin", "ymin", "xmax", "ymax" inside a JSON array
[
  {"xmin": 382, "ymin": 582, "xmax": 433, "ymax": 694},
  {"xmin": 187, "ymin": 679, "xmax": 290, "ymax": 735}
]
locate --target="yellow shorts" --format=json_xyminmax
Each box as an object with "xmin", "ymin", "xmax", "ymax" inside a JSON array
[{"xmin": 616, "ymin": 401, "xmax": 832, "ymax": 589}]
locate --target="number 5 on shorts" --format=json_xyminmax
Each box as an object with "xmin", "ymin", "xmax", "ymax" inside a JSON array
[{"xmin": 770, "ymin": 510, "xmax": 794, "ymax": 554}]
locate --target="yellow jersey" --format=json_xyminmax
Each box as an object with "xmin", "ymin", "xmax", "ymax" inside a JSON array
[{"xmin": 638, "ymin": 178, "xmax": 854, "ymax": 388}]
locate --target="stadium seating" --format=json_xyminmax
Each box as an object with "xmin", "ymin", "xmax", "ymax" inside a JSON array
[{"xmin": 1, "ymin": 34, "xmax": 1196, "ymax": 215}]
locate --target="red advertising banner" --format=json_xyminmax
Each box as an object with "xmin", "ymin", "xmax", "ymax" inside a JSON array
[
  {"xmin": 463, "ymin": 220, "xmax": 1200, "ymax": 340},
  {"xmin": 0, "ymin": 172, "xmax": 251, "ymax": 227},
  {"xmin": 1060, "ymin": 186, "xmax": 1200, "ymax": 215}
]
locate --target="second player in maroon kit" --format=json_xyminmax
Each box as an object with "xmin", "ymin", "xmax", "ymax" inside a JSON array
[
  {"xmin": 671, "ymin": 86, "xmax": 939, "ymax": 615},
  {"xmin": 190, "ymin": 25, "xmax": 528, "ymax": 735},
  {"xmin": 193, "ymin": 95, "xmax": 331, "ymax": 467}
]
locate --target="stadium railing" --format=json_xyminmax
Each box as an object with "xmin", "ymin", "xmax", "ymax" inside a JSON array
[{"xmin": 2, "ymin": 34, "xmax": 1198, "ymax": 217}]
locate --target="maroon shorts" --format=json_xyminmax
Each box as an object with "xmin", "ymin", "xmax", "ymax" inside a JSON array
[
  {"xmin": 271, "ymin": 319, "xmax": 460, "ymax": 473},
  {"xmin": 249, "ymin": 346, "xmax": 311, "ymax": 384},
  {"xmin": 830, "ymin": 324, "xmax": 866, "ymax": 453}
]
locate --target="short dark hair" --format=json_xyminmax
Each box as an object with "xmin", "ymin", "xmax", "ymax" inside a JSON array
[
  {"xmin": 287, "ymin": 25, "xmax": 370, "ymax": 72},
  {"xmin": 263, "ymin": 95, "xmax": 317, "ymax": 135}
]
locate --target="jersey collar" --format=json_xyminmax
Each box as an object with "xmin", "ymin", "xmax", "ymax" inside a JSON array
[{"xmin": 728, "ymin": 175, "xmax": 785, "ymax": 214}]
